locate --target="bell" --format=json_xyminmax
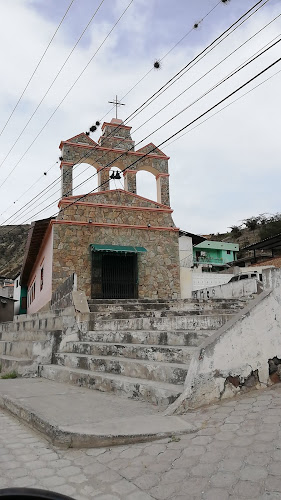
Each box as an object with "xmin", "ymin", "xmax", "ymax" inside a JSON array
[
  {"xmin": 110, "ymin": 171, "xmax": 115, "ymax": 179},
  {"xmin": 115, "ymin": 171, "xmax": 121, "ymax": 180}
]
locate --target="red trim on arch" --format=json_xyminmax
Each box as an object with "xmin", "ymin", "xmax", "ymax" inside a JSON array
[{"xmin": 52, "ymin": 219, "xmax": 179, "ymax": 232}]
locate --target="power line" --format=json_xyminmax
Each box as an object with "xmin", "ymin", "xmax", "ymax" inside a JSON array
[
  {"xmin": 0, "ymin": 0, "xmax": 106, "ymax": 173},
  {"xmin": 0, "ymin": 0, "xmax": 262, "ymax": 193},
  {"xmin": 4, "ymin": 53, "xmax": 281, "ymax": 235},
  {"xmin": 0, "ymin": 0, "xmax": 134, "ymax": 191},
  {"xmin": 130, "ymin": 9, "xmax": 281, "ymax": 136},
  {"xmin": 0, "ymin": 0, "xmax": 272, "ymax": 224},
  {"xmin": 165, "ymin": 67, "xmax": 281, "ymax": 149},
  {"xmin": 5, "ymin": 25, "xmax": 277, "ymax": 227},
  {"xmin": 102, "ymin": 0, "xmax": 222, "ymax": 122},
  {"xmin": 122, "ymin": 0, "xmax": 271, "ymax": 126},
  {"xmin": 0, "ymin": 0, "xmax": 76, "ymax": 138}
]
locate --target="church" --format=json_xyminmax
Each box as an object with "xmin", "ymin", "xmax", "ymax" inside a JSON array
[{"xmin": 21, "ymin": 117, "xmax": 181, "ymax": 314}]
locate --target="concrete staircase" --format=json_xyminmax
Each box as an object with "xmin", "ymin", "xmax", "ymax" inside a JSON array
[
  {"xmin": 0, "ymin": 313, "xmax": 63, "ymax": 376},
  {"xmin": 40, "ymin": 298, "xmax": 249, "ymax": 409}
]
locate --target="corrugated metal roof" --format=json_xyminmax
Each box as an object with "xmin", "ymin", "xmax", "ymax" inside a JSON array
[{"xmin": 194, "ymin": 240, "xmax": 239, "ymax": 251}]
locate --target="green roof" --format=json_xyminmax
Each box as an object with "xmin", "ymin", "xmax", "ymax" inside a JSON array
[
  {"xmin": 91, "ymin": 244, "xmax": 147, "ymax": 253},
  {"xmin": 194, "ymin": 240, "xmax": 239, "ymax": 251}
]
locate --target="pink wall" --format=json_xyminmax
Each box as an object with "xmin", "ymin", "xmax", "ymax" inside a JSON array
[{"xmin": 27, "ymin": 227, "xmax": 53, "ymax": 314}]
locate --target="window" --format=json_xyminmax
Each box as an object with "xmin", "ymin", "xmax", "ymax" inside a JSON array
[
  {"xmin": 28, "ymin": 281, "xmax": 36, "ymax": 305},
  {"xmin": 40, "ymin": 267, "xmax": 44, "ymax": 291},
  {"xmin": 227, "ymin": 250, "xmax": 231, "ymax": 255}
]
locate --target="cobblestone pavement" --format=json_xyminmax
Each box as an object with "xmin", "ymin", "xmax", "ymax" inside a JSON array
[{"xmin": 2, "ymin": 386, "xmax": 281, "ymax": 499}]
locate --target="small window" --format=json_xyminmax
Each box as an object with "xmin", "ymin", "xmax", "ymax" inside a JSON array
[
  {"xmin": 16, "ymin": 280, "xmax": 19, "ymax": 288},
  {"xmin": 40, "ymin": 267, "xmax": 44, "ymax": 291},
  {"xmin": 227, "ymin": 250, "xmax": 231, "ymax": 255}
]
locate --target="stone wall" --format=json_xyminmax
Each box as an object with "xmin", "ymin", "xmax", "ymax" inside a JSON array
[
  {"xmin": 52, "ymin": 223, "xmax": 180, "ymax": 300},
  {"xmin": 166, "ymin": 268, "xmax": 281, "ymax": 414}
]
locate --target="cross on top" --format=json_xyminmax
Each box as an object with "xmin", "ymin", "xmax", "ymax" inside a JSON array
[{"xmin": 108, "ymin": 95, "xmax": 125, "ymax": 119}]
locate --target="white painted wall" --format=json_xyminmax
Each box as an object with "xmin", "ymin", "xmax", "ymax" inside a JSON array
[
  {"xmin": 179, "ymin": 235, "xmax": 193, "ymax": 299},
  {"xmin": 192, "ymin": 277, "xmax": 258, "ymax": 299},
  {"xmin": 166, "ymin": 268, "xmax": 281, "ymax": 414},
  {"xmin": 192, "ymin": 272, "xmax": 232, "ymax": 291},
  {"xmin": 13, "ymin": 275, "xmax": 21, "ymax": 315}
]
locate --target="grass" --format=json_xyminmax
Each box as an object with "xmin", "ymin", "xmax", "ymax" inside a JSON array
[{"xmin": 1, "ymin": 371, "xmax": 18, "ymax": 379}]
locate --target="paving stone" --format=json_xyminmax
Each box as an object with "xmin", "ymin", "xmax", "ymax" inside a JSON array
[
  {"xmin": 240, "ymin": 465, "xmax": 268, "ymax": 481},
  {"xmin": 111, "ymin": 479, "xmax": 137, "ymax": 494},
  {"xmin": 210, "ymin": 472, "xmax": 237, "ymax": 488},
  {"xmin": 179, "ymin": 477, "xmax": 208, "ymax": 495},
  {"xmin": 233, "ymin": 480, "xmax": 263, "ymax": 498},
  {"xmin": 268, "ymin": 463, "xmax": 281, "ymax": 476},
  {"xmin": 199, "ymin": 451, "xmax": 224, "ymax": 463},
  {"xmin": 265, "ymin": 476, "xmax": 281, "ymax": 492},
  {"xmin": 246, "ymin": 452, "xmax": 271, "ymax": 466},
  {"xmin": 133, "ymin": 473, "xmax": 160, "ymax": 490},
  {"xmin": 182, "ymin": 445, "xmax": 206, "ymax": 457},
  {"xmin": 191, "ymin": 462, "xmax": 216, "ymax": 477},
  {"xmin": 40, "ymin": 475, "xmax": 66, "ymax": 487},
  {"xmin": 218, "ymin": 458, "xmax": 243, "ymax": 472},
  {"xmin": 203, "ymin": 488, "xmax": 229, "ymax": 500}
]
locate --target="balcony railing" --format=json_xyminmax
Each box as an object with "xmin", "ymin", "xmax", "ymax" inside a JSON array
[{"xmin": 193, "ymin": 256, "xmax": 224, "ymax": 265}]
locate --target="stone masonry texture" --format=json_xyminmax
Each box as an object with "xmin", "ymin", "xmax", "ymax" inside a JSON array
[
  {"xmin": 52, "ymin": 190, "xmax": 180, "ymax": 300},
  {"xmin": 3, "ymin": 384, "xmax": 281, "ymax": 498}
]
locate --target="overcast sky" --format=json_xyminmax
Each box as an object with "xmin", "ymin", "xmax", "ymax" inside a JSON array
[{"xmin": 0, "ymin": 0, "xmax": 280, "ymax": 235}]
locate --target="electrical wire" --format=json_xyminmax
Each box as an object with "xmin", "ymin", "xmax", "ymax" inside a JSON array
[
  {"xmin": 121, "ymin": 0, "xmax": 271, "ymax": 126},
  {"xmin": 4, "ymin": 28, "xmax": 277, "ymax": 226},
  {"xmin": 129, "ymin": 10, "xmax": 281, "ymax": 137},
  {"xmin": 3, "ymin": 53, "xmax": 281, "ymax": 236},
  {"xmin": 0, "ymin": 0, "xmax": 76, "ymax": 138},
  {"xmin": 0, "ymin": 0, "xmax": 273, "ymax": 224},
  {"xmin": 102, "ymin": 0, "xmax": 222, "ymax": 121},
  {"xmin": 0, "ymin": 0, "xmax": 106, "ymax": 173},
  {"xmin": 0, "ymin": 0, "xmax": 134, "ymax": 191},
  {"xmin": 164, "ymin": 67, "xmax": 281, "ymax": 149}
]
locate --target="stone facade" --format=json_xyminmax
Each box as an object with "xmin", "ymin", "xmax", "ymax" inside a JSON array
[
  {"xmin": 52, "ymin": 189, "xmax": 180, "ymax": 299},
  {"xmin": 22, "ymin": 119, "xmax": 181, "ymax": 306},
  {"xmin": 60, "ymin": 119, "xmax": 170, "ymax": 206}
]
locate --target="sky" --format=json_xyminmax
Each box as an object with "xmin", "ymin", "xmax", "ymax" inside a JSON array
[{"xmin": 0, "ymin": 0, "xmax": 280, "ymax": 235}]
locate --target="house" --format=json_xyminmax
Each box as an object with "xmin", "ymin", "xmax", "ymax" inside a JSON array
[
  {"xmin": 178, "ymin": 234, "xmax": 239, "ymax": 297},
  {"xmin": 193, "ymin": 240, "xmax": 239, "ymax": 270},
  {"xmin": 20, "ymin": 118, "xmax": 181, "ymax": 314}
]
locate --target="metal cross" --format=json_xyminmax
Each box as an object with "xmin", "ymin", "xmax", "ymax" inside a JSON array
[{"xmin": 108, "ymin": 95, "xmax": 125, "ymax": 119}]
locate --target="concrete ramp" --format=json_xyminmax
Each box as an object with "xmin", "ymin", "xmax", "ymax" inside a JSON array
[{"xmin": 0, "ymin": 378, "xmax": 197, "ymax": 448}]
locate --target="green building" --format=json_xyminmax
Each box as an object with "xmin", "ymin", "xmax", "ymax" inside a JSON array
[{"xmin": 193, "ymin": 240, "xmax": 239, "ymax": 270}]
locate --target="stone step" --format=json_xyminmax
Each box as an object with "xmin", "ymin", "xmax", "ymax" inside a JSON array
[
  {"xmin": 0, "ymin": 355, "xmax": 34, "ymax": 375},
  {"xmin": 54, "ymin": 353, "xmax": 188, "ymax": 385},
  {"xmin": 0, "ymin": 316, "xmax": 63, "ymax": 334},
  {"xmin": 64, "ymin": 341, "xmax": 196, "ymax": 364},
  {"xmin": 0, "ymin": 340, "xmax": 52, "ymax": 359},
  {"xmin": 88, "ymin": 299, "xmax": 248, "ymax": 314},
  {"xmin": 82, "ymin": 329, "xmax": 209, "ymax": 346},
  {"xmin": 0, "ymin": 330, "xmax": 56, "ymax": 342},
  {"xmin": 40, "ymin": 364, "xmax": 183, "ymax": 407},
  {"xmin": 89, "ymin": 309, "xmax": 240, "ymax": 320},
  {"xmin": 89, "ymin": 314, "xmax": 234, "ymax": 332}
]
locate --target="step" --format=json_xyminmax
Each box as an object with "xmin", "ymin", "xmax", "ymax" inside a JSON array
[
  {"xmin": 54, "ymin": 353, "xmax": 188, "ymax": 385},
  {"xmin": 40, "ymin": 364, "xmax": 183, "ymax": 407},
  {"xmin": 0, "ymin": 330, "xmax": 56, "ymax": 342},
  {"xmin": 0, "ymin": 340, "xmax": 52, "ymax": 359},
  {"xmin": 0, "ymin": 355, "xmax": 34, "ymax": 375},
  {"xmin": 64, "ymin": 341, "xmax": 197, "ymax": 363},
  {"xmin": 89, "ymin": 314, "xmax": 234, "ymax": 332},
  {"xmin": 82, "ymin": 329, "xmax": 210, "ymax": 346},
  {"xmin": 89, "ymin": 309, "xmax": 240, "ymax": 320},
  {"xmin": 87, "ymin": 298, "xmax": 248, "ymax": 312}
]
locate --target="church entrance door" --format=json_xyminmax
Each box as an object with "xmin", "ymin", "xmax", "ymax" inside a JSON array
[{"xmin": 91, "ymin": 251, "xmax": 138, "ymax": 299}]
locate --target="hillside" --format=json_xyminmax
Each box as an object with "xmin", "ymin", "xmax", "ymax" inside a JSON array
[{"xmin": 0, "ymin": 225, "xmax": 30, "ymax": 278}]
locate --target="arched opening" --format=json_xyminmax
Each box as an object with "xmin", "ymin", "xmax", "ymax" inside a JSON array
[
  {"xmin": 72, "ymin": 162, "xmax": 98, "ymax": 196},
  {"xmin": 109, "ymin": 167, "xmax": 124, "ymax": 191},
  {"xmin": 136, "ymin": 170, "xmax": 157, "ymax": 202}
]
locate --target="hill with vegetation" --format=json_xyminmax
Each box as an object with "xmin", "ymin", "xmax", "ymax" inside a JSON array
[
  {"xmin": 0, "ymin": 225, "xmax": 30, "ymax": 278},
  {"xmin": 206, "ymin": 213, "xmax": 281, "ymax": 256}
]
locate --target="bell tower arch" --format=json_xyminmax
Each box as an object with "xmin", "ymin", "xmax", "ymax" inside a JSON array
[{"xmin": 59, "ymin": 119, "xmax": 171, "ymax": 206}]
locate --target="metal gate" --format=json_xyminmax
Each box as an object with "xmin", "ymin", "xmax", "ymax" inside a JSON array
[{"xmin": 91, "ymin": 251, "xmax": 138, "ymax": 299}]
